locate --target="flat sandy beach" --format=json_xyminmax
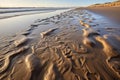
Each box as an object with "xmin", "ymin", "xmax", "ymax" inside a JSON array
[
  {"xmin": 0, "ymin": 7, "xmax": 120, "ymax": 80},
  {"xmin": 87, "ymin": 7, "xmax": 120, "ymax": 23}
]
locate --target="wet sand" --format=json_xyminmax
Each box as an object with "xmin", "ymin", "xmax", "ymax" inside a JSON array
[
  {"xmin": 0, "ymin": 8, "xmax": 120, "ymax": 80},
  {"xmin": 86, "ymin": 7, "xmax": 120, "ymax": 24}
]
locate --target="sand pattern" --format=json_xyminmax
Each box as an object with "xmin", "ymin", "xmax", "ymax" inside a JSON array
[{"xmin": 0, "ymin": 9, "xmax": 120, "ymax": 80}]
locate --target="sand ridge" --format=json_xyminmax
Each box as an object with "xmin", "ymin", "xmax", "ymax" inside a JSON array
[{"xmin": 0, "ymin": 9, "xmax": 120, "ymax": 80}]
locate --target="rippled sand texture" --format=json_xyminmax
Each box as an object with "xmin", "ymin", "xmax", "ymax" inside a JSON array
[{"xmin": 0, "ymin": 9, "xmax": 120, "ymax": 80}]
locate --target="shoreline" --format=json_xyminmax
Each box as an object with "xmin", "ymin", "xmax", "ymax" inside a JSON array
[
  {"xmin": 0, "ymin": 9, "xmax": 70, "ymax": 36},
  {"xmin": 0, "ymin": 8, "xmax": 70, "ymax": 19},
  {"xmin": 0, "ymin": 7, "xmax": 69, "ymax": 14},
  {"xmin": 0, "ymin": 7, "xmax": 120, "ymax": 80},
  {"xmin": 0, "ymin": 10, "xmax": 54, "ymax": 19}
]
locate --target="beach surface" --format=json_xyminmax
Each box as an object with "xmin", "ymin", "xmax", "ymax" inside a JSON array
[
  {"xmin": 0, "ymin": 7, "xmax": 120, "ymax": 80},
  {"xmin": 86, "ymin": 7, "xmax": 120, "ymax": 24}
]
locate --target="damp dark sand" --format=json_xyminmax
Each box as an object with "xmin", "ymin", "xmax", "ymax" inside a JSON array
[
  {"xmin": 0, "ymin": 8, "xmax": 120, "ymax": 80},
  {"xmin": 86, "ymin": 7, "xmax": 120, "ymax": 24}
]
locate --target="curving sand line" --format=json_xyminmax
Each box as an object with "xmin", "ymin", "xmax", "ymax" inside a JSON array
[
  {"xmin": 0, "ymin": 46, "xmax": 29, "ymax": 73},
  {"xmin": 14, "ymin": 36, "xmax": 28, "ymax": 47},
  {"xmin": 25, "ymin": 46, "xmax": 41, "ymax": 80},
  {"xmin": 82, "ymin": 28, "xmax": 100, "ymax": 37},
  {"xmin": 40, "ymin": 28, "xmax": 58, "ymax": 38},
  {"xmin": 83, "ymin": 23, "xmax": 91, "ymax": 28},
  {"xmin": 80, "ymin": 20, "xmax": 91, "ymax": 28},
  {"xmin": 95, "ymin": 36, "xmax": 119, "ymax": 59},
  {"xmin": 97, "ymin": 35, "xmax": 120, "ymax": 77},
  {"xmin": 0, "ymin": 73, "xmax": 8, "ymax": 80},
  {"xmin": 82, "ymin": 28, "xmax": 98, "ymax": 47},
  {"xmin": 25, "ymin": 54, "xmax": 40, "ymax": 72},
  {"xmin": 44, "ymin": 64, "xmax": 55, "ymax": 80},
  {"xmin": 83, "ymin": 37, "xmax": 96, "ymax": 47},
  {"xmin": 25, "ymin": 46, "xmax": 40, "ymax": 71},
  {"xmin": 80, "ymin": 20, "xmax": 85, "ymax": 26}
]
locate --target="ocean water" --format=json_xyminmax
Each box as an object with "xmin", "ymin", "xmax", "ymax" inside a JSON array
[
  {"xmin": 0, "ymin": 7, "xmax": 70, "ymax": 49},
  {"xmin": 0, "ymin": 8, "xmax": 70, "ymax": 36}
]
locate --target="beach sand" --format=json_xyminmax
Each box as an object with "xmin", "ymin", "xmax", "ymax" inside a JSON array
[
  {"xmin": 86, "ymin": 7, "xmax": 120, "ymax": 24},
  {"xmin": 0, "ymin": 7, "xmax": 120, "ymax": 80}
]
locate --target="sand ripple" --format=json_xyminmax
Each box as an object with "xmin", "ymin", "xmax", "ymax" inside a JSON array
[{"xmin": 1, "ymin": 9, "xmax": 120, "ymax": 80}]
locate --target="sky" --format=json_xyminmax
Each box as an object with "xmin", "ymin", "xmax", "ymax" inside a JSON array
[{"xmin": 0, "ymin": 0, "xmax": 115, "ymax": 7}]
